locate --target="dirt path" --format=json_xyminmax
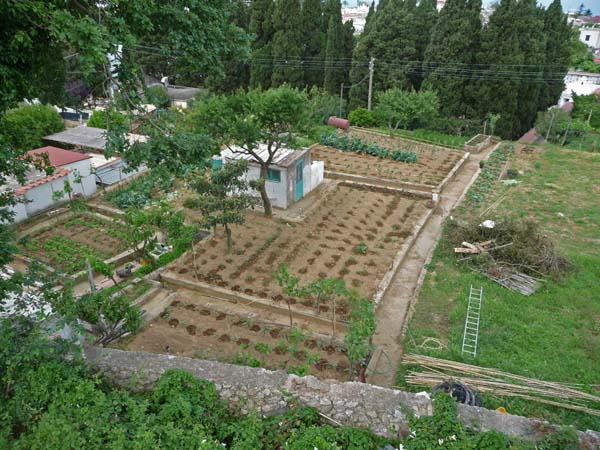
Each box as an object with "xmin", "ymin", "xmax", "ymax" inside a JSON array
[{"xmin": 366, "ymin": 143, "xmax": 500, "ymax": 387}]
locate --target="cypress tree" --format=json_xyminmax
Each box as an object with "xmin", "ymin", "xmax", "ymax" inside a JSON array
[
  {"xmin": 249, "ymin": 0, "xmax": 275, "ymax": 89},
  {"xmin": 411, "ymin": 0, "xmax": 438, "ymax": 89},
  {"xmin": 539, "ymin": 0, "xmax": 571, "ymax": 110},
  {"xmin": 341, "ymin": 20, "xmax": 355, "ymax": 90},
  {"xmin": 323, "ymin": 1, "xmax": 345, "ymax": 94},
  {"xmin": 302, "ymin": 0, "xmax": 324, "ymax": 87},
  {"xmin": 475, "ymin": 0, "xmax": 522, "ymax": 138},
  {"xmin": 422, "ymin": 0, "xmax": 481, "ymax": 117},
  {"xmin": 349, "ymin": 2, "xmax": 378, "ymax": 108},
  {"xmin": 271, "ymin": 0, "xmax": 304, "ymax": 87},
  {"xmin": 370, "ymin": 0, "xmax": 418, "ymax": 93},
  {"xmin": 513, "ymin": 0, "xmax": 546, "ymax": 138}
]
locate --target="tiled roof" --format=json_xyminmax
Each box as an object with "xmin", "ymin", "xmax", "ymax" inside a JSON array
[
  {"xmin": 14, "ymin": 168, "xmax": 71, "ymax": 196},
  {"xmin": 27, "ymin": 146, "xmax": 91, "ymax": 167}
]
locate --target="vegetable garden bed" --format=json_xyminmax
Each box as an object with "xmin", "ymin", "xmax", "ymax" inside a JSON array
[
  {"xmin": 123, "ymin": 299, "xmax": 352, "ymax": 380},
  {"xmin": 166, "ymin": 183, "xmax": 430, "ymax": 325},
  {"xmin": 20, "ymin": 212, "xmax": 129, "ymax": 274}
]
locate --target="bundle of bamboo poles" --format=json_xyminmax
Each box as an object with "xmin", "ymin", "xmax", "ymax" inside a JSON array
[{"xmin": 401, "ymin": 354, "xmax": 600, "ymax": 417}]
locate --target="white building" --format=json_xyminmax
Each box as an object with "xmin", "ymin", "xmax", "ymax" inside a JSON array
[
  {"xmin": 213, "ymin": 145, "xmax": 324, "ymax": 209},
  {"xmin": 579, "ymin": 26, "xmax": 600, "ymax": 49},
  {"xmin": 342, "ymin": 4, "xmax": 369, "ymax": 34},
  {"xmin": 4, "ymin": 146, "xmax": 98, "ymax": 223},
  {"xmin": 558, "ymin": 71, "xmax": 600, "ymax": 107}
]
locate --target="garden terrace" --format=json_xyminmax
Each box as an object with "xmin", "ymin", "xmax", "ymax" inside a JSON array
[
  {"xmin": 19, "ymin": 211, "xmax": 129, "ymax": 275},
  {"xmin": 312, "ymin": 128, "xmax": 465, "ymax": 192},
  {"xmin": 162, "ymin": 182, "xmax": 431, "ymax": 328},
  {"xmin": 122, "ymin": 296, "xmax": 351, "ymax": 381}
]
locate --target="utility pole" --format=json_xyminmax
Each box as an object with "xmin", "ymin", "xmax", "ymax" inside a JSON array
[
  {"xmin": 339, "ymin": 83, "xmax": 344, "ymax": 118},
  {"xmin": 367, "ymin": 58, "xmax": 375, "ymax": 111}
]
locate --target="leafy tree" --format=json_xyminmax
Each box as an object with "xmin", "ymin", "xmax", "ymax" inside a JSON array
[
  {"xmin": 87, "ymin": 108, "xmax": 127, "ymax": 130},
  {"xmin": 89, "ymin": 256, "xmax": 118, "ymax": 286},
  {"xmin": 307, "ymin": 87, "xmax": 342, "ymax": 125},
  {"xmin": 348, "ymin": 108, "xmax": 377, "ymax": 127},
  {"xmin": 572, "ymin": 93, "xmax": 600, "ymax": 130},
  {"xmin": 271, "ymin": 0, "xmax": 304, "ymax": 87},
  {"xmin": 275, "ymin": 264, "xmax": 303, "ymax": 331},
  {"xmin": 303, "ymin": 277, "xmax": 347, "ymax": 338},
  {"xmin": 2, "ymin": 104, "xmax": 64, "ymax": 152},
  {"xmin": 190, "ymin": 85, "xmax": 309, "ymax": 217},
  {"xmin": 75, "ymin": 289, "xmax": 142, "ymax": 345},
  {"xmin": 534, "ymin": 109, "xmax": 570, "ymax": 142},
  {"xmin": 422, "ymin": 0, "xmax": 482, "ymax": 117},
  {"xmin": 570, "ymin": 35, "xmax": 600, "ymax": 72},
  {"xmin": 144, "ymin": 85, "xmax": 171, "ymax": 108},
  {"xmin": 344, "ymin": 293, "xmax": 376, "ymax": 381},
  {"xmin": 249, "ymin": 0, "xmax": 275, "ymax": 88},
  {"xmin": 122, "ymin": 208, "xmax": 158, "ymax": 269},
  {"xmin": 184, "ymin": 160, "xmax": 257, "ymax": 250},
  {"xmin": 376, "ymin": 88, "xmax": 439, "ymax": 131}
]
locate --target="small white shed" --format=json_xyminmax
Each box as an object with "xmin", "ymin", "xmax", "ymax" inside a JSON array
[{"xmin": 214, "ymin": 145, "xmax": 324, "ymax": 209}]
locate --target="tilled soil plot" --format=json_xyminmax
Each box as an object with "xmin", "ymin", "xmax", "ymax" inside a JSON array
[
  {"xmin": 170, "ymin": 183, "xmax": 430, "ymax": 322},
  {"xmin": 124, "ymin": 299, "xmax": 351, "ymax": 381}
]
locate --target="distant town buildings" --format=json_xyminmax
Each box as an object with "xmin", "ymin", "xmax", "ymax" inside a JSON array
[
  {"xmin": 579, "ymin": 25, "xmax": 600, "ymax": 50},
  {"xmin": 558, "ymin": 71, "xmax": 600, "ymax": 107},
  {"xmin": 341, "ymin": 3, "xmax": 369, "ymax": 34}
]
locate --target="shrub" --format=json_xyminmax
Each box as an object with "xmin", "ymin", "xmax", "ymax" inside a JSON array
[
  {"xmin": 87, "ymin": 108, "xmax": 127, "ymax": 129},
  {"xmin": 2, "ymin": 104, "xmax": 64, "ymax": 151},
  {"xmin": 348, "ymin": 108, "xmax": 377, "ymax": 127},
  {"xmin": 144, "ymin": 85, "xmax": 171, "ymax": 108}
]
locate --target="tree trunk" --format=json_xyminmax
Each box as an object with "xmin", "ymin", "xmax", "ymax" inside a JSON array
[
  {"xmin": 286, "ymin": 298, "xmax": 293, "ymax": 331},
  {"xmin": 225, "ymin": 224, "xmax": 232, "ymax": 250},
  {"xmin": 259, "ymin": 164, "xmax": 273, "ymax": 217}
]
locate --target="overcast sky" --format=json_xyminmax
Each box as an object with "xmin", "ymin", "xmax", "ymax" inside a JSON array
[{"xmin": 345, "ymin": 0, "xmax": 599, "ymax": 15}]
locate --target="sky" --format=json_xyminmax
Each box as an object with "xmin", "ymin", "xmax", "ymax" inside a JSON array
[{"xmin": 344, "ymin": 0, "xmax": 600, "ymax": 15}]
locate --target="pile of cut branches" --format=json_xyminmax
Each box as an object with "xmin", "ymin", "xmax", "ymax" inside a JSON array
[{"xmin": 444, "ymin": 218, "xmax": 572, "ymax": 281}]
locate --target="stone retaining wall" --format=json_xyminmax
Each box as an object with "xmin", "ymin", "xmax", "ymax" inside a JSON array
[{"xmin": 85, "ymin": 347, "xmax": 600, "ymax": 446}]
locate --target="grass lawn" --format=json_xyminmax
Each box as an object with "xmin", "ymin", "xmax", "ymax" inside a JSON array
[
  {"xmin": 379, "ymin": 127, "xmax": 473, "ymax": 148},
  {"xmin": 398, "ymin": 145, "xmax": 600, "ymax": 431}
]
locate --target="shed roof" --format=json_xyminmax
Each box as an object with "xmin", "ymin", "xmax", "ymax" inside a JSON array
[
  {"xmin": 27, "ymin": 146, "xmax": 91, "ymax": 167},
  {"xmin": 220, "ymin": 144, "xmax": 308, "ymax": 168},
  {"xmin": 14, "ymin": 168, "xmax": 71, "ymax": 196},
  {"xmin": 44, "ymin": 125, "xmax": 147, "ymax": 151}
]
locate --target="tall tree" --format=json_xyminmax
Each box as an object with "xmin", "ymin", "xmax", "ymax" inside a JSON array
[
  {"xmin": 411, "ymin": 0, "xmax": 438, "ymax": 89},
  {"xmin": 271, "ymin": 0, "xmax": 304, "ymax": 87},
  {"xmin": 323, "ymin": 10, "xmax": 344, "ymax": 94},
  {"xmin": 249, "ymin": 0, "xmax": 275, "ymax": 88},
  {"xmin": 190, "ymin": 86, "xmax": 309, "ymax": 217},
  {"xmin": 302, "ymin": 0, "xmax": 324, "ymax": 87},
  {"xmin": 474, "ymin": 0, "xmax": 522, "ymax": 138},
  {"xmin": 349, "ymin": 2, "xmax": 378, "ymax": 108},
  {"xmin": 421, "ymin": 0, "xmax": 482, "ymax": 117},
  {"xmin": 539, "ymin": 0, "xmax": 571, "ymax": 110}
]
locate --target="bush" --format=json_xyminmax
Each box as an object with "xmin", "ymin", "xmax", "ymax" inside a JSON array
[
  {"xmin": 376, "ymin": 88, "xmax": 439, "ymax": 131},
  {"xmin": 87, "ymin": 108, "xmax": 127, "ymax": 130},
  {"xmin": 307, "ymin": 87, "xmax": 341, "ymax": 125},
  {"xmin": 348, "ymin": 108, "xmax": 377, "ymax": 127},
  {"xmin": 144, "ymin": 85, "xmax": 171, "ymax": 108},
  {"xmin": 2, "ymin": 104, "xmax": 64, "ymax": 151}
]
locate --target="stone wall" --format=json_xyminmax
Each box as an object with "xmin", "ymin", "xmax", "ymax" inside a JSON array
[{"xmin": 85, "ymin": 347, "xmax": 600, "ymax": 447}]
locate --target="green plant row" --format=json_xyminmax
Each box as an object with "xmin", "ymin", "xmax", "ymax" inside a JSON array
[
  {"xmin": 105, "ymin": 169, "xmax": 175, "ymax": 210},
  {"xmin": 465, "ymin": 143, "xmax": 514, "ymax": 208},
  {"xmin": 320, "ymin": 133, "xmax": 418, "ymax": 164}
]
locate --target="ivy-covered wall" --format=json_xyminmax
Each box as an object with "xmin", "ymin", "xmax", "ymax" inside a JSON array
[{"xmin": 85, "ymin": 347, "xmax": 600, "ymax": 447}]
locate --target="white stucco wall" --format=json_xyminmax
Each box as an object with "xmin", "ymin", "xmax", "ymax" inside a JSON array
[
  {"xmin": 304, "ymin": 161, "xmax": 324, "ymax": 195},
  {"xmin": 241, "ymin": 164, "xmax": 289, "ymax": 209},
  {"xmin": 23, "ymin": 175, "xmax": 69, "ymax": 217},
  {"xmin": 63, "ymin": 159, "xmax": 97, "ymax": 197},
  {"xmin": 580, "ymin": 28, "xmax": 600, "ymax": 49},
  {"xmin": 10, "ymin": 201, "xmax": 28, "ymax": 223}
]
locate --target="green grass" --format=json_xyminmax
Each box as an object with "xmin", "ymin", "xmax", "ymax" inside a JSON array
[
  {"xmin": 399, "ymin": 146, "xmax": 600, "ymax": 431},
  {"xmin": 378, "ymin": 127, "xmax": 473, "ymax": 148}
]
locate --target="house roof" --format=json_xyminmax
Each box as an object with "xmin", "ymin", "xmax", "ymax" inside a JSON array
[
  {"xmin": 27, "ymin": 146, "xmax": 91, "ymax": 167},
  {"xmin": 44, "ymin": 125, "xmax": 147, "ymax": 151},
  {"xmin": 14, "ymin": 168, "xmax": 71, "ymax": 196},
  {"xmin": 220, "ymin": 144, "xmax": 309, "ymax": 168}
]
